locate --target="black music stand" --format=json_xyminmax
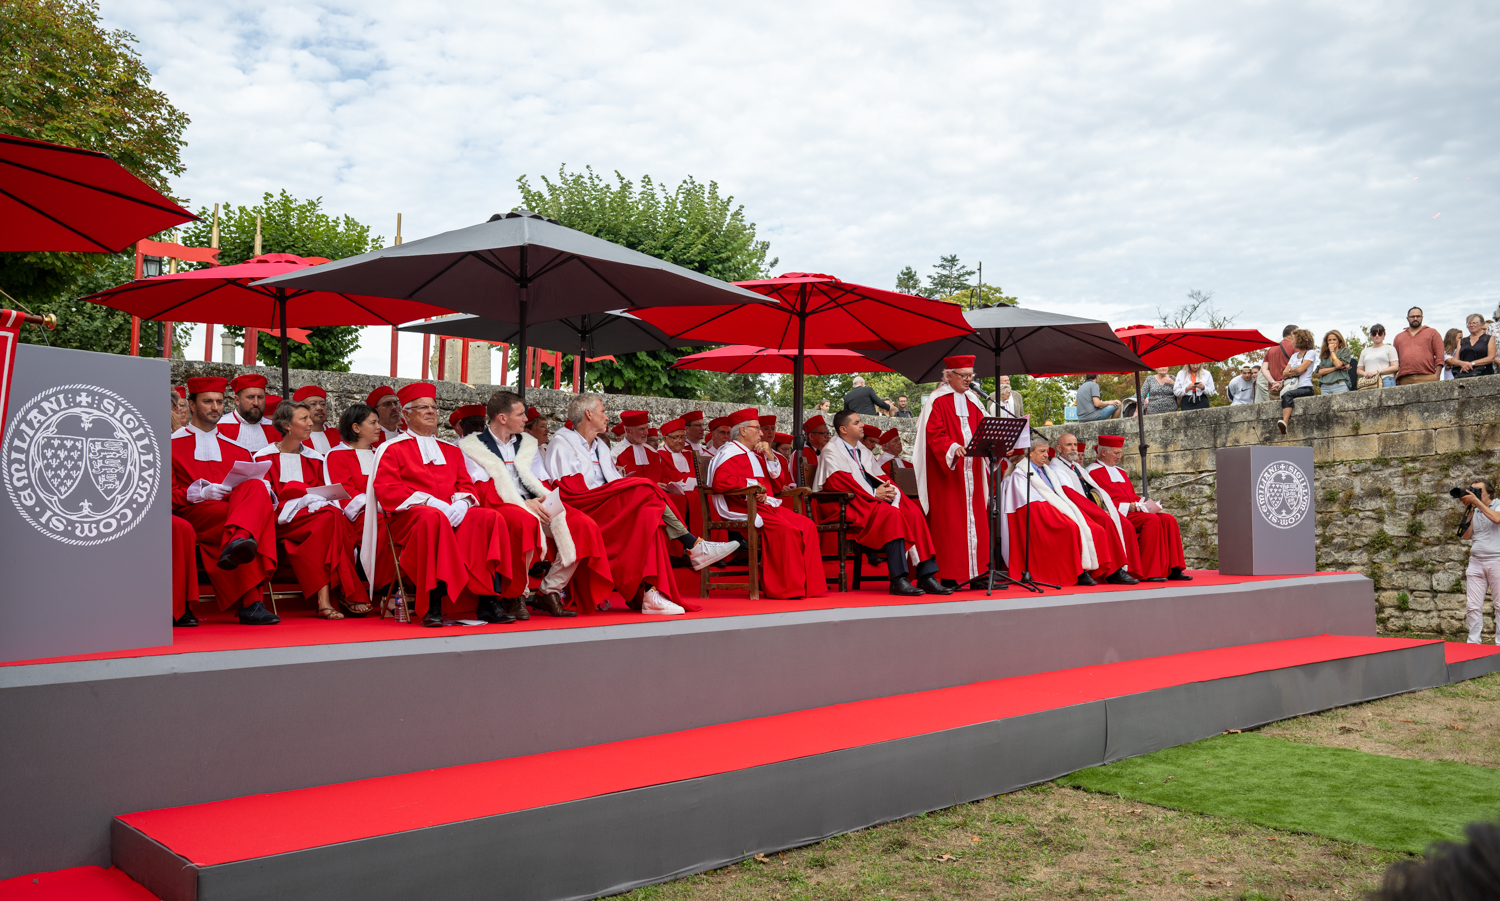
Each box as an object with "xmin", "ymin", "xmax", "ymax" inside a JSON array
[{"xmin": 962, "ymin": 415, "xmax": 1034, "ymax": 595}]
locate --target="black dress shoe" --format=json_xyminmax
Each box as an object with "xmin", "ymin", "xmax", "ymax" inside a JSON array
[
  {"xmin": 1144, "ymin": 576, "xmax": 1167, "ymax": 582},
  {"xmin": 889, "ymin": 576, "xmax": 925, "ymax": 597},
  {"xmin": 217, "ymin": 537, "xmax": 258, "ymax": 571},
  {"xmin": 1105, "ymin": 569, "xmax": 1140, "ymax": 585},
  {"xmin": 422, "ymin": 605, "xmax": 446, "ymax": 627},
  {"xmin": 476, "ymin": 597, "xmax": 516, "ymax": 625},
  {"xmin": 237, "ymin": 600, "xmax": 280, "ymax": 625},
  {"xmin": 1077, "ymin": 572, "xmax": 1099, "ymax": 586},
  {"xmin": 531, "ymin": 591, "xmax": 577, "ymax": 617},
  {"xmin": 503, "ymin": 596, "xmax": 530, "ymax": 621},
  {"xmin": 918, "ymin": 575, "xmax": 954, "ymax": 595},
  {"xmin": 1167, "ymin": 568, "xmax": 1194, "ymax": 581},
  {"xmin": 173, "ymin": 609, "xmax": 199, "ymax": 627}
]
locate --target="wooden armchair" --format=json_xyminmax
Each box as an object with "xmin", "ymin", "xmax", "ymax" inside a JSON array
[
  {"xmin": 799, "ymin": 458, "xmax": 887, "ymax": 593},
  {"xmin": 695, "ymin": 455, "xmax": 765, "ymax": 600}
]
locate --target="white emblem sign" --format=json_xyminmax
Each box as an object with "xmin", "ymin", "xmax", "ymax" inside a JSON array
[
  {"xmin": 3, "ymin": 384, "xmax": 160, "ymax": 546},
  {"xmin": 1255, "ymin": 460, "xmax": 1310, "ymax": 530}
]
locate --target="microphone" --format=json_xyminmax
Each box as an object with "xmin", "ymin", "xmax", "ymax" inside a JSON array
[{"xmin": 969, "ymin": 382, "xmax": 992, "ymax": 401}]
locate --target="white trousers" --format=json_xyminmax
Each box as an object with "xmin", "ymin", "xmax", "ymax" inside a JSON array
[
  {"xmin": 1464, "ymin": 556, "xmax": 1500, "ymax": 644},
  {"xmin": 525, "ymin": 548, "xmax": 580, "ymax": 595}
]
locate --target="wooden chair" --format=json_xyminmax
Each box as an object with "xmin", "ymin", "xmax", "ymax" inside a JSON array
[
  {"xmin": 695, "ymin": 455, "xmax": 765, "ymax": 600},
  {"xmin": 801, "ymin": 458, "xmax": 891, "ymax": 593}
]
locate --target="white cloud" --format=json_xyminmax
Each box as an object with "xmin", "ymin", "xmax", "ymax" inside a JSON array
[{"xmin": 109, "ymin": 0, "xmax": 1500, "ymax": 377}]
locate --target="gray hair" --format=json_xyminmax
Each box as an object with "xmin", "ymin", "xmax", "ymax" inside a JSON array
[
  {"xmin": 729, "ymin": 420, "xmax": 755, "ymax": 442},
  {"xmin": 852, "ymin": 376, "xmax": 865, "ymax": 387},
  {"xmin": 566, "ymin": 392, "xmax": 603, "ymax": 426},
  {"xmin": 272, "ymin": 399, "xmax": 310, "ymax": 433}
]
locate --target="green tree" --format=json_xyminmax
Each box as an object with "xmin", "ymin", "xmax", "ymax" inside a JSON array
[
  {"xmin": 894, "ymin": 266, "xmax": 921, "ymax": 296},
  {"xmin": 0, "ymin": 0, "xmax": 190, "ymax": 351},
  {"xmin": 179, "ymin": 191, "xmax": 383, "ymax": 372},
  {"xmin": 942, "ymin": 284, "xmax": 1018, "ymax": 311},
  {"xmin": 924, "ymin": 254, "xmax": 975, "ymax": 299},
  {"xmin": 516, "ymin": 166, "xmax": 776, "ymax": 398}
]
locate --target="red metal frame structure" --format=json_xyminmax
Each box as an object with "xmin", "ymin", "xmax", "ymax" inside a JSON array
[{"xmin": 130, "ymin": 238, "xmax": 220, "ymax": 357}]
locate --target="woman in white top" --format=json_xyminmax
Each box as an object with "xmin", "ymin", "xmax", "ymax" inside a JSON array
[
  {"xmin": 1173, "ymin": 362, "xmax": 1216, "ymax": 411},
  {"xmin": 1278, "ymin": 329, "xmax": 1317, "ymax": 435},
  {"xmin": 1356, "ymin": 324, "xmax": 1399, "ymax": 388}
]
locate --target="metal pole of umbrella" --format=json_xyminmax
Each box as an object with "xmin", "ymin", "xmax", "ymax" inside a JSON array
[
  {"xmin": 791, "ymin": 285, "xmax": 808, "ymax": 486},
  {"xmin": 577, "ymin": 314, "xmax": 590, "ymax": 393},
  {"xmin": 516, "ymin": 246, "xmax": 528, "ymax": 399},
  {"xmin": 1134, "ymin": 369, "xmax": 1149, "ymax": 498},
  {"xmin": 278, "ymin": 294, "xmax": 291, "ymax": 398}
]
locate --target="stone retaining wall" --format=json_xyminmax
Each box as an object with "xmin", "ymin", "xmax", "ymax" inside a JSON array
[{"xmin": 1038, "ymin": 377, "xmax": 1500, "ymax": 640}]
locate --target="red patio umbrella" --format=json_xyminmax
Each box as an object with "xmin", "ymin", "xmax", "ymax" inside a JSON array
[
  {"xmin": 631, "ymin": 272, "xmax": 973, "ymax": 476},
  {"xmin": 670, "ymin": 345, "xmax": 893, "ymax": 376},
  {"xmin": 82, "ymin": 253, "xmax": 457, "ymax": 393},
  {"xmin": 0, "ymin": 134, "xmax": 195, "ymax": 252}
]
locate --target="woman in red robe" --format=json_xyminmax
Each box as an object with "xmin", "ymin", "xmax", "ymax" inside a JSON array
[{"xmin": 323, "ymin": 404, "xmax": 398, "ymax": 594}]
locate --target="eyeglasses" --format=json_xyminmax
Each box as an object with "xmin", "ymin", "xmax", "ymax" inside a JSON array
[
  {"xmin": 407, "ymin": 404, "xmax": 438, "ymax": 413},
  {"xmin": 808, "ymin": 429, "xmax": 830, "ymax": 436}
]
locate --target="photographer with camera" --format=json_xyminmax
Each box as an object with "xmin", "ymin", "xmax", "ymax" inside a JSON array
[{"xmin": 1456, "ymin": 479, "xmax": 1500, "ymax": 644}]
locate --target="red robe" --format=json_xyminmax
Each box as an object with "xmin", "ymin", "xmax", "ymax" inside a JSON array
[
  {"xmin": 171, "ymin": 515, "xmax": 200, "ymax": 619},
  {"xmin": 658, "ymin": 445, "xmax": 701, "ymax": 537},
  {"xmin": 371, "ymin": 435, "xmax": 513, "ymax": 617},
  {"xmin": 816, "ymin": 442, "xmax": 937, "ymax": 570},
  {"xmin": 614, "ymin": 441, "xmax": 665, "ymax": 483},
  {"xmin": 708, "ymin": 443, "xmax": 823, "ymax": 599},
  {"xmin": 769, "ymin": 450, "xmax": 795, "ymax": 492},
  {"xmin": 216, "ymin": 417, "xmax": 280, "ymax": 451},
  {"xmin": 254, "ymin": 445, "xmax": 364, "ymax": 600},
  {"xmin": 1000, "ymin": 464, "xmax": 1091, "ymax": 587},
  {"xmin": 1047, "ymin": 459, "xmax": 1141, "ymax": 576},
  {"xmin": 323, "ymin": 445, "xmax": 397, "ymax": 589},
  {"xmin": 171, "ymin": 427, "xmax": 277, "ymax": 610},
  {"xmin": 918, "ymin": 388, "xmax": 990, "ymax": 582},
  {"xmin": 303, "ymin": 427, "xmax": 343, "ymax": 454},
  {"xmin": 879, "ymin": 454, "xmax": 911, "ymax": 480},
  {"xmin": 1087, "ymin": 462, "xmax": 1187, "ymax": 579}
]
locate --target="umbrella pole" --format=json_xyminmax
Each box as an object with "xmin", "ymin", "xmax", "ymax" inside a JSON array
[
  {"xmin": 1134, "ymin": 370, "xmax": 1149, "ymax": 498},
  {"xmin": 792, "ymin": 303, "xmax": 808, "ymax": 486},
  {"xmin": 278, "ymin": 295, "xmax": 290, "ymax": 398},
  {"xmin": 516, "ymin": 247, "xmax": 529, "ymax": 400},
  {"xmin": 577, "ymin": 314, "xmax": 589, "ymax": 393}
]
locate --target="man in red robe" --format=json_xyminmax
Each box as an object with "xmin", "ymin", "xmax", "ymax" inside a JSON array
[
  {"xmin": 657, "ymin": 416, "xmax": 700, "ymax": 533},
  {"xmin": 1047, "ymin": 433, "xmax": 1140, "ymax": 584},
  {"xmin": 613, "ymin": 410, "xmax": 665, "ymax": 483},
  {"xmin": 813, "ymin": 410, "xmax": 948, "ymax": 596},
  {"xmin": 707, "ymin": 417, "xmax": 731, "ymax": 454},
  {"xmin": 860, "ymin": 424, "xmax": 882, "ymax": 455},
  {"xmin": 171, "ymin": 376, "xmax": 281, "ymax": 625},
  {"xmin": 799, "ymin": 414, "xmax": 831, "ymax": 476},
  {"xmin": 757, "ymin": 414, "xmax": 795, "ymax": 492},
  {"xmin": 293, "ymin": 385, "xmax": 343, "ymax": 453},
  {"xmin": 875, "ymin": 429, "xmax": 910, "ymax": 479},
  {"xmin": 1087, "ymin": 434, "xmax": 1191, "ymax": 581},
  {"xmin": 543, "ymin": 393, "xmax": 739, "ymax": 614},
  {"xmin": 457, "ymin": 391, "xmax": 614, "ymax": 617},
  {"xmin": 366, "ymin": 385, "xmax": 403, "ymax": 445},
  {"xmin": 914, "ymin": 354, "xmax": 990, "ymax": 586},
  {"xmin": 215, "ymin": 373, "xmax": 280, "ymax": 453},
  {"xmin": 707, "ymin": 408, "xmax": 824, "ymax": 599},
  {"xmin": 1000, "ymin": 438, "xmax": 1098, "ymax": 587},
  {"xmin": 364, "ymin": 383, "xmax": 519, "ymax": 626},
  {"xmin": 682, "ymin": 410, "xmax": 707, "ymax": 457}
]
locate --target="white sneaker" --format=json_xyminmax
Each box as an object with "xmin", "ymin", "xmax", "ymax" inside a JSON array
[
  {"xmin": 639, "ymin": 587, "xmax": 686, "ymax": 615},
  {"xmin": 689, "ymin": 538, "xmax": 741, "ymax": 571}
]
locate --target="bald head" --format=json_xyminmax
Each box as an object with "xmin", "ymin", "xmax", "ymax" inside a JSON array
[{"xmin": 1056, "ymin": 432, "xmax": 1081, "ymax": 462}]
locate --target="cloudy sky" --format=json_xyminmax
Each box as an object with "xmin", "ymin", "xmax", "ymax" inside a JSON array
[{"xmin": 107, "ymin": 0, "xmax": 1498, "ymax": 377}]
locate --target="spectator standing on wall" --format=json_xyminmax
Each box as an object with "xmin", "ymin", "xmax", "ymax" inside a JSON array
[
  {"xmin": 1441, "ymin": 328, "xmax": 1462, "ymax": 381},
  {"xmin": 1315, "ymin": 330, "xmax": 1355, "ymax": 395},
  {"xmin": 1393, "ymin": 307, "xmax": 1445, "ymax": 385},
  {"xmin": 815, "ymin": 398, "xmax": 831, "ymax": 414},
  {"xmin": 1173, "ymin": 362, "xmax": 1214, "ymax": 411},
  {"xmin": 1357, "ymin": 324, "xmax": 1399, "ymax": 388},
  {"xmin": 1255, "ymin": 325, "xmax": 1298, "ymax": 403},
  {"xmin": 893, "ymin": 395, "xmax": 914, "ymax": 418},
  {"xmin": 1075, "ymin": 374, "xmax": 1120, "ymax": 421},
  {"xmin": 1225, "ymin": 363, "xmax": 1257, "ymax": 405},
  {"xmin": 1142, "ymin": 367, "xmax": 1178, "ymax": 415},
  {"xmin": 1277, "ymin": 329, "xmax": 1317, "ymax": 434},
  {"xmin": 1454, "ymin": 313, "xmax": 1498, "ymax": 379},
  {"xmin": 843, "ymin": 377, "xmax": 893, "ymax": 416}
]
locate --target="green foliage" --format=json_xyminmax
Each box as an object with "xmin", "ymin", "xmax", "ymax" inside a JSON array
[
  {"xmin": 1397, "ymin": 591, "xmax": 1411, "ymax": 610},
  {"xmin": 1406, "ymin": 518, "xmax": 1426, "ymax": 536},
  {"xmin": 0, "ymin": 0, "xmax": 190, "ymax": 352},
  {"xmin": 942, "ymin": 284, "xmax": 1018, "ymax": 312},
  {"xmin": 1012, "ymin": 374, "xmax": 1077, "ymax": 425},
  {"xmin": 923, "ymin": 255, "xmax": 974, "ymax": 299},
  {"xmin": 1367, "ymin": 528, "xmax": 1393, "ymax": 553},
  {"xmin": 894, "ymin": 266, "xmax": 921, "ymax": 296},
  {"xmin": 515, "ymin": 166, "xmax": 775, "ymax": 397},
  {"xmin": 179, "ymin": 191, "xmax": 382, "ymax": 372},
  {"xmin": 1321, "ymin": 488, "xmax": 1340, "ymax": 506}
]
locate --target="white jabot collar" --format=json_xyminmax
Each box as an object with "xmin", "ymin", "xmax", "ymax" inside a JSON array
[
  {"xmin": 309, "ymin": 430, "xmax": 332, "ymax": 453},
  {"xmin": 180, "ymin": 423, "xmax": 222, "ymax": 462},
  {"xmin": 626, "ymin": 441, "xmax": 649, "ymax": 466},
  {"xmin": 410, "ymin": 433, "xmax": 445, "ymax": 465}
]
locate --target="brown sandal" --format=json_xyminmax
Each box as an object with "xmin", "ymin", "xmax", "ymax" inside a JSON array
[
  {"xmin": 338, "ymin": 596, "xmax": 371, "ymax": 617},
  {"xmin": 317, "ymin": 606, "xmax": 344, "ymax": 620}
]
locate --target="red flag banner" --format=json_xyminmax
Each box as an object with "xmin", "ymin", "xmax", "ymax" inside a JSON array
[{"xmin": 0, "ymin": 309, "xmax": 22, "ymax": 445}]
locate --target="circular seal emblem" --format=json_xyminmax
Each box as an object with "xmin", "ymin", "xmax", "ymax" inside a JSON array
[
  {"xmin": 3, "ymin": 383, "xmax": 160, "ymax": 546},
  {"xmin": 1255, "ymin": 460, "xmax": 1311, "ymax": 530}
]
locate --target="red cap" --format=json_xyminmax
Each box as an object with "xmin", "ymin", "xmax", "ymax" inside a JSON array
[
  {"xmin": 263, "ymin": 394, "xmax": 282, "ymax": 417},
  {"xmin": 709, "ymin": 416, "xmax": 730, "ymax": 431},
  {"xmin": 621, "ymin": 410, "xmax": 649, "ymax": 427},
  {"xmin": 229, "ymin": 373, "xmax": 268, "ymax": 394},
  {"xmin": 1096, "ymin": 434, "xmax": 1125, "ymax": 448},
  {"xmin": 173, "ymin": 386, "xmax": 186, "ymax": 399},
  {"xmin": 802, "ymin": 414, "xmax": 825, "ymax": 432},
  {"xmin": 1047, "ymin": 447, "xmax": 1057, "ymax": 459},
  {"xmin": 683, "ymin": 410, "xmax": 704, "ymax": 424},
  {"xmin": 525, "ymin": 406, "xmax": 541, "ymax": 423},
  {"xmin": 366, "ymin": 386, "xmax": 397, "ymax": 407},
  {"xmin": 648, "ymin": 427, "xmax": 659, "ymax": 437},
  {"xmin": 728, "ymin": 408, "xmax": 760, "ymax": 427},
  {"xmin": 611, "ymin": 422, "xmax": 625, "ymax": 437},
  {"xmin": 758, "ymin": 414, "xmax": 776, "ymax": 430},
  {"xmin": 185, "ymin": 376, "xmax": 227, "ymax": 396},
  {"xmin": 774, "ymin": 432, "xmax": 792, "ymax": 444},
  {"xmin": 661, "ymin": 417, "xmax": 686, "ymax": 434},
  {"xmin": 862, "ymin": 424, "xmax": 882, "ymax": 440},
  {"xmin": 944, "ymin": 355, "xmax": 975, "ymax": 369},
  {"xmin": 292, "ymin": 385, "xmax": 326, "ymax": 401},
  {"xmin": 396, "ymin": 383, "xmax": 436, "ymax": 407},
  {"xmin": 879, "ymin": 428, "xmax": 899, "ymax": 444},
  {"xmin": 449, "ymin": 404, "xmax": 486, "ymax": 428}
]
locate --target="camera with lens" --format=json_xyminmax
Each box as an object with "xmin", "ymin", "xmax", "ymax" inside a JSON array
[{"xmin": 1451, "ymin": 487, "xmax": 1480, "ymax": 500}]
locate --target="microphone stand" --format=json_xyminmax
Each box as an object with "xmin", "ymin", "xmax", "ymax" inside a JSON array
[{"xmin": 965, "ymin": 392, "xmax": 1050, "ymax": 594}]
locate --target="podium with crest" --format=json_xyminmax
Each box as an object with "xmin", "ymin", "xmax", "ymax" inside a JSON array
[
  {"xmin": 0, "ymin": 344, "xmax": 169, "ymax": 662},
  {"xmin": 1215, "ymin": 446, "xmax": 1316, "ymax": 576}
]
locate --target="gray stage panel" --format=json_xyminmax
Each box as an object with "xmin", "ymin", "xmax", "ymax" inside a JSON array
[
  {"xmin": 2, "ymin": 573, "xmax": 1374, "ymax": 879},
  {"xmin": 1447, "ymin": 650, "xmax": 1500, "ymax": 684},
  {"xmin": 114, "ymin": 637, "xmax": 1433, "ymax": 901}
]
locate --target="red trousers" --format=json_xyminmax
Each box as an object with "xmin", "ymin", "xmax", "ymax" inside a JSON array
[
  {"xmin": 278, "ymin": 507, "xmax": 364, "ymax": 600},
  {"xmin": 1125, "ymin": 510, "xmax": 1187, "ymax": 579},
  {"xmin": 386, "ymin": 504, "xmax": 509, "ymax": 617},
  {"xmin": 171, "ymin": 515, "xmax": 200, "ymax": 619},
  {"xmin": 175, "ymin": 482, "xmax": 277, "ymax": 610}
]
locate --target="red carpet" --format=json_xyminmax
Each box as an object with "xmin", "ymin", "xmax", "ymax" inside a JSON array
[
  {"xmin": 118, "ymin": 633, "xmax": 1432, "ymax": 867},
  {"xmin": 0, "ymin": 867, "xmax": 155, "ymax": 901},
  {"xmin": 1446, "ymin": 642, "xmax": 1500, "ymax": 663},
  {"xmin": 3, "ymin": 569, "xmax": 1305, "ymax": 668}
]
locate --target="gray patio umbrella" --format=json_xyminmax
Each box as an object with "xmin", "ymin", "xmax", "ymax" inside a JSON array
[
  {"xmin": 253, "ymin": 210, "xmax": 769, "ymax": 397},
  {"xmin": 397, "ymin": 310, "xmax": 703, "ymax": 388}
]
